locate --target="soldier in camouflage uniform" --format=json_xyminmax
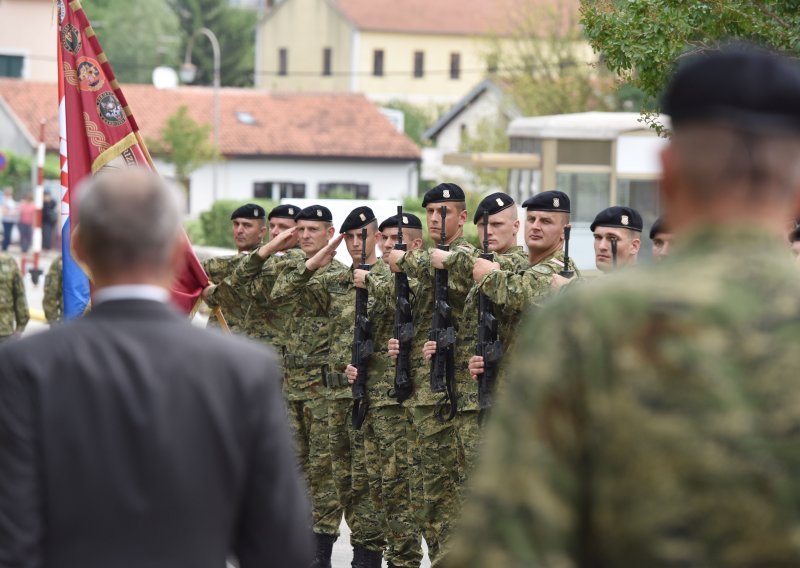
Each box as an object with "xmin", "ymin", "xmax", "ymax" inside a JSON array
[
  {"xmin": 0, "ymin": 253, "xmax": 28, "ymax": 342},
  {"xmin": 43, "ymin": 254, "xmax": 63, "ymax": 324},
  {"xmin": 591, "ymin": 205, "xmax": 642, "ymax": 272},
  {"xmin": 270, "ymin": 204, "xmax": 348, "ymax": 568},
  {"xmin": 203, "ymin": 204, "xmax": 302, "ymax": 346},
  {"xmin": 384, "ymin": 183, "xmax": 475, "ymax": 566},
  {"xmin": 426, "ymin": 193, "xmax": 528, "ymax": 487},
  {"xmin": 201, "ymin": 203, "xmax": 267, "ymax": 332},
  {"xmin": 274, "ymin": 206, "xmax": 386, "ymax": 567},
  {"xmin": 347, "ymin": 212, "xmax": 426, "ymax": 568},
  {"xmin": 650, "ymin": 217, "xmax": 674, "ymax": 261},
  {"xmin": 444, "ymin": 46, "xmax": 800, "ymax": 567}
]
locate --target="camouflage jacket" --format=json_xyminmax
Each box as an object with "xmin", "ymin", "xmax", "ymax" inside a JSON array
[
  {"xmin": 202, "ymin": 254, "xmax": 246, "ymax": 332},
  {"xmin": 271, "ymin": 257, "xmax": 348, "ymax": 401},
  {"xmin": 396, "ymin": 236, "xmax": 476, "ymax": 407},
  {"xmin": 0, "ymin": 254, "xmax": 28, "ymax": 336},
  {"xmin": 43, "ymin": 255, "xmax": 63, "ymax": 324},
  {"xmin": 444, "ymin": 227, "xmax": 800, "ymax": 568},
  {"xmin": 448, "ymin": 246, "xmax": 529, "ymax": 411},
  {"xmin": 207, "ymin": 247, "xmax": 304, "ymax": 347}
]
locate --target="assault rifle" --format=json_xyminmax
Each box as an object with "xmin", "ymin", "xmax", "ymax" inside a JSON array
[
  {"xmin": 429, "ymin": 205, "xmax": 457, "ymax": 422},
  {"xmin": 351, "ymin": 227, "xmax": 373, "ymax": 429},
  {"xmin": 476, "ymin": 211, "xmax": 502, "ymax": 412},
  {"xmin": 560, "ymin": 225, "xmax": 575, "ymax": 278},
  {"xmin": 611, "ymin": 237, "xmax": 618, "ymax": 268},
  {"xmin": 389, "ymin": 205, "xmax": 414, "ymax": 403}
]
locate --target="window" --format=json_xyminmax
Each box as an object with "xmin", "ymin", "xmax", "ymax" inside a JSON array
[
  {"xmin": 373, "ymin": 49, "xmax": 384, "ymax": 77},
  {"xmin": 0, "ymin": 54, "xmax": 24, "ymax": 78},
  {"xmin": 450, "ymin": 52, "xmax": 461, "ymax": 80},
  {"xmin": 413, "ymin": 51, "xmax": 424, "ymax": 78},
  {"xmin": 253, "ymin": 181, "xmax": 306, "ymax": 200},
  {"xmin": 556, "ymin": 172, "xmax": 610, "ymax": 224},
  {"xmin": 318, "ymin": 183, "xmax": 370, "ymax": 199},
  {"xmin": 322, "ymin": 47, "xmax": 332, "ymax": 76},
  {"xmin": 278, "ymin": 48, "xmax": 288, "ymax": 76}
]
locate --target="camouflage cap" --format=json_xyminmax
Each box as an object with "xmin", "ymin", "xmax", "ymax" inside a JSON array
[
  {"xmin": 340, "ymin": 206, "xmax": 376, "ymax": 233},
  {"xmin": 591, "ymin": 206, "xmax": 643, "ymax": 233},
  {"xmin": 230, "ymin": 203, "xmax": 266, "ymax": 220},
  {"xmin": 473, "ymin": 192, "xmax": 515, "ymax": 224}
]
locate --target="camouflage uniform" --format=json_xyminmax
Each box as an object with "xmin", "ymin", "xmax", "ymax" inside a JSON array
[
  {"xmin": 443, "ymin": 245, "xmax": 529, "ymax": 486},
  {"xmin": 445, "ymin": 228, "xmax": 800, "ymax": 567},
  {"xmin": 206, "ymin": 247, "xmax": 304, "ymax": 348},
  {"xmin": 43, "ymin": 255, "xmax": 63, "ymax": 324},
  {"xmin": 358, "ymin": 260, "xmax": 424, "ymax": 567},
  {"xmin": 278, "ymin": 258, "xmax": 390, "ymax": 554},
  {"xmin": 396, "ymin": 236, "xmax": 475, "ymax": 565},
  {"xmin": 0, "ymin": 254, "xmax": 28, "ymax": 341},
  {"xmin": 201, "ymin": 254, "xmax": 246, "ymax": 332},
  {"xmin": 271, "ymin": 257, "xmax": 349, "ymax": 539}
]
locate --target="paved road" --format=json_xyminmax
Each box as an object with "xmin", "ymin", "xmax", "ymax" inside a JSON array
[{"xmin": 12, "ymin": 248, "xmax": 432, "ymax": 568}]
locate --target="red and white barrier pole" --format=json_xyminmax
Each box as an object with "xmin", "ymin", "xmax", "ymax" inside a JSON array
[{"xmin": 28, "ymin": 119, "xmax": 45, "ymax": 285}]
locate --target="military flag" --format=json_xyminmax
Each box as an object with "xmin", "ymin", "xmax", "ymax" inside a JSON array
[{"xmin": 56, "ymin": 0, "xmax": 208, "ymax": 318}]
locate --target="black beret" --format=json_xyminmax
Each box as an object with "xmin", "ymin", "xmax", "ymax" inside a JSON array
[
  {"xmin": 789, "ymin": 225, "xmax": 800, "ymax": 244},
  {"xmin": 294, "ymin": 204, "xmax": 332, "ymax": 222},
  {"xmin": 590, "ymin": 206, "xmax": 643, "ymax": 233},
  {"xmin": 663, "ymin": 45, "xmax": 800, "ymax": 133},
  {"xmin": 230, "ymin": 203, "xmax": 265, "ymax": 220},
  {"xmin": 522, "ymin": 190, "xmax": 570, "ymax": 213},
  {"xmin": 421, "ymin": 182, "xmax": 465, "ymax": 207},
  {"xmin": 472, "ymin": 192, "xmax": 515, "ymax": 224},
  {"xmin": 340, "ymin": 206, "xmax": 376, "ymax": 233},
  {"xmin": 649, "ymin": 217, "xmax": 669, "ymax": 240},
  {"xmin": 268, "ymin": 204, "xmax": 299, "ymax": 220},
  {"xmin": 378, "ymin": 212, "xmax": 422, "ymax": 232}
]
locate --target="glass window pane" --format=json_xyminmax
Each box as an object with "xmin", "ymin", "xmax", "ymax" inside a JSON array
[
  {"xmin": 557, "ymin": 140, "xmax": 612, "ymax": 166},
  {"xmin": 556, "ymin": 172, "xmax": 610, "ymax": 224}
]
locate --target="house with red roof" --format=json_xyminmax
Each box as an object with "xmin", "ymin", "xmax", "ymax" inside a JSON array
[{"xmin": 0, "ymin": 79, "xmax": 420, "ymax": 214}]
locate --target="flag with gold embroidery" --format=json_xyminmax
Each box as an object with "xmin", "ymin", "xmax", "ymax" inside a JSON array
[{"xmin": 56, "ymin": 0, "xmax": 208, "ymax": 318}]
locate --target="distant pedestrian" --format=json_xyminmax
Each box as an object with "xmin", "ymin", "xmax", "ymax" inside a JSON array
[
  {"xmin": 42, "ymin": 191, "xmax": 58, "ymax": 250},
  {"xmin": 17, "ymin": 194, "xmax": 35, "ymax": 253},
  {"xmin": 1, "ymin": 187, "xmax": 18, "ymax": 251}
]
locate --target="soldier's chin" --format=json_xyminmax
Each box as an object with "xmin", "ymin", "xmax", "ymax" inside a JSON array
[{"xmin": 596, "ymin": 259, "xmax": 612, "ymax": 272}]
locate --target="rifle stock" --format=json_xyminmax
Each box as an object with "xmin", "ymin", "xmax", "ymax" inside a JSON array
[
  {"xmin": 429, "ymin": 205, "xmax": 456, "ymax": 422},
  {"xmin": 351, "ymin": 226, "xmax": 373, "ymax": 429}
]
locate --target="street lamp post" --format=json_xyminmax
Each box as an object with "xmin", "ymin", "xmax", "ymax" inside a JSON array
[{"xmin": 180, "ymin": 27, "xmax": 221, "ymax": 204}]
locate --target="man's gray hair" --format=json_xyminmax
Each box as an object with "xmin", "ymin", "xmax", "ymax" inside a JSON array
[{"xmin": 76, "ymin": 168, "xmax": 183, "ymax": 272}]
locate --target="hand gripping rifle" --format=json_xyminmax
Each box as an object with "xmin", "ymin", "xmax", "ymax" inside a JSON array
[
  {"xmin": 560, "ymin": 225, "xmax": 575, "ymax": 278},
  {"xmin": 429, "ymin": 205, "xmax": 457, "ymax": 422},
  {"xmin": 389, "ymin": 206, "xmax": 414, "ymax": 403},
  {"xmin": 351, "ymin": 227, "xmax": 373, "ymax": 429},
  {"xmin": 476, "ymin": 211, "xmax": 502, "ymax": 413}
]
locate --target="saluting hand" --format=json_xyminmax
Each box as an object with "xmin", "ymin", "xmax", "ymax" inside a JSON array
[
  {"xmin": 257, "ymin": 227, "xmax": 297, "ymax": 258},
  {"xmin": 472, "ymin": 258, "xmax": 500, "ymax": 283},
  {"xmin": 387, "ymin": 338, "xmax": 400, "ymax": 360},
  {"xmin": 422, "ymin": 340, "xmax": 437, "ymax": 361},
  {"xmin": 353, "ymin": 268, "xmax": 369, "ymax": 289},
  {"xmin": 429, "ymin": 248, "xmax": 449, "ymax": 269},
  {"xmin": 345, "ymin": 364, "xmax": 358, "ymax": 385},
  {"xmin": 468, "ymin": 355, "xmax": 484, "ymax": 381},
  {"xmin": 201, "ymin": 284, "xmax": 216, "ymax": 301},
  {"xmin": 306, "ymin": 234, "xmax": 344, "ymax": 271},
  {"xmin": 384, "ymin": 249, "xmax": 405, "ymax": 273}
]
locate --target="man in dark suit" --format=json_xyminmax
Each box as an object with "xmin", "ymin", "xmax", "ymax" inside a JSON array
[{"xmin": 0, "ymin": 169, "xmax": 312, "ymax": 568}]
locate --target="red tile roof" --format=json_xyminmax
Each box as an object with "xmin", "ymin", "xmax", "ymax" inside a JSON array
[
  {"xmin": 0, "ymin": 79, "xmax": 420, "ymax": 160},
  {"xmin": 332, "ymin": 0, "xmax": 577, "ymax": 36}
]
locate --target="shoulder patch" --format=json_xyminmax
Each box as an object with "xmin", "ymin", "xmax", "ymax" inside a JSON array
[{"xmin": 530, "ymin": 264, "xmax": 553, "ymax": 275}]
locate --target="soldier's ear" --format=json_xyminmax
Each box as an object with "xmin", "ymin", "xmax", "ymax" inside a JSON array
[{"xmin": 631, "ymin": 237, "xmax": 641, "ymax": 254}]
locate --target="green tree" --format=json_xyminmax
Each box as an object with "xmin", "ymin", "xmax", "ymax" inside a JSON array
[
  {"xmin": 0, "ymin": 150, "xmax": 60, "ymax": 195},
  {"xmin": 170, "ymin": 0, "xmax": 256, "ymax": 87},
  {"xmin": 86, "ymin": 0, "xmax": 181, "ymax": 85},
  {"xmin": 580, "ymin": 1, "xmax": 800, "ymax": 118},
  {"xmin": 484, "ymin": 1, "xmax": 615, "ymax": 116},
  {"xmin": 459, "ymin": 117, "xmax": 510, "ymax": 193},
  {"xmin": 147, "ymin": 105, "xmax": 218, "ymax": 204},
  {"xmin": 381, "ymin": 101, "xmax": 443, "ymax": 147}
]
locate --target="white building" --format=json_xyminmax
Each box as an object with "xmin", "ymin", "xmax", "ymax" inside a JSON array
[
  {"xmin": 0, "ymin": 79, "xmax": 421, "ymax": 215},
  {"xmin": 0, "ymin": 0, "xmax": 56, "ymax": 82}
]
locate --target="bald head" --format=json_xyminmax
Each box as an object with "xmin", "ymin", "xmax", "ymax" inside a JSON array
[{"xmin": 75, "ymin": 169, "xmax": 183, "ymax": 278}]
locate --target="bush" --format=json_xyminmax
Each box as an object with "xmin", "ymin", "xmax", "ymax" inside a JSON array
[{"xmin": 194, "ymin": 198, "xmax": 277, "ymax": 248}]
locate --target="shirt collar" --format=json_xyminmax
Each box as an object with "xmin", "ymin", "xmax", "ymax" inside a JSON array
[{"xmin": 93, "ymin": 284, "xmax": 170, "ymax": 305}]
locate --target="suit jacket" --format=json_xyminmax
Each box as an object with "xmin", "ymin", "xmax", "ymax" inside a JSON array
[{"xmin": 0, "ymin": 299, "xmax": 312, "ymax": 568}]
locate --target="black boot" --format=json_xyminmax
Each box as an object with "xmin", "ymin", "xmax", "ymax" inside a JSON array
[
  {"xmin": 310, "ymin": 533, "xmax": 336, "ymax": 568},
  {"xmin": 352, "ymin": 545, "xmax": 383, "ymax": 568}
]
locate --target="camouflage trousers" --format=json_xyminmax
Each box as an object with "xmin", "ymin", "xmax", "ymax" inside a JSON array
[
  {"xmin": 287, "ymin": 396, "xmax": 342, "ymax": 536},
  {"xmin": 328, "ymin": 397, "xmax": 385, "ymax": 551},
  {"xmin": 407, "ymin": 404, "xmax": 461, "ymax": 567},
  {"xmin": 362, "ymin": 404, "xmax": 423, "ymax": 567},
  {"xmin": 455, "ymin": 409, "xmax": 482, "ymax": 488}
]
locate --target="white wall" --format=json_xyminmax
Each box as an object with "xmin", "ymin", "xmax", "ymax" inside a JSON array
[
  {"xmin": 153, "ymin": 157, "xmax": 419, "ymax": 215},
  {"xmin": 616, "ymin": 135, "xmax": 667, "ymax": 177}
]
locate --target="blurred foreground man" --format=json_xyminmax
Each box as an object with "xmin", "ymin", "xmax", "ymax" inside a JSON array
[
  {"xmin": 444, "ymin": 46, "xmax": 800, "ymax": 567},
  {"xmin": 0, "ymin": 170, "xmax": 311, "ymax": 568}
]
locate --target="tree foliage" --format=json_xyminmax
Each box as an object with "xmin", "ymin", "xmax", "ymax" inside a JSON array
[
  {"xmin": 0, "ymin": 150, "xmax": 60, "ymax": 195},
  {"xmin": 381, "ymin": 101, "xmax": 443, "ymax": 147},
  {"xmin": 170, "ymin": 0, "xmax": 257, "ymax": 87},
  {"xmin": 580, "ymin": 0, "xmax": 800, "ymax": 112},
  {"xmin": 459, "ymin": 117, "xmax": 510, "ymax": 193},
  {"xmin": 484, "ymin": 1, "xmax": 615, "ymax": 116}
]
